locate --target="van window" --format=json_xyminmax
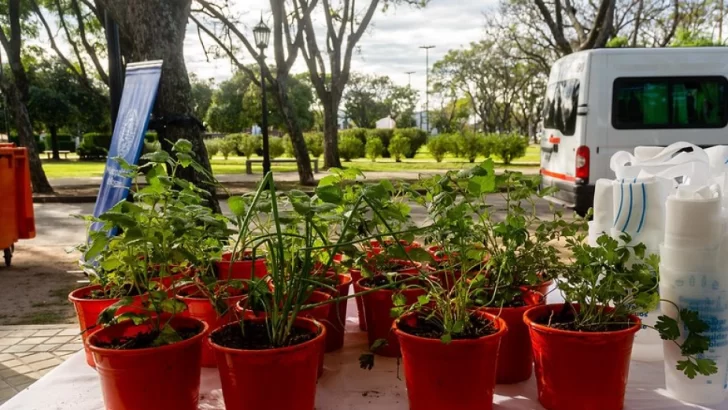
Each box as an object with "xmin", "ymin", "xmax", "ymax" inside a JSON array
[
  {"xmin": 543, "ymin": 79, "xmax": 580, "ymax": 136},
  {"xmin": 613, "ymin": 77, "xmax": 728, "ymax": 129}
]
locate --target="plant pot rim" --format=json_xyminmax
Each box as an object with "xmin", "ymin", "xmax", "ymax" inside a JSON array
[
  {"xmin": 393, "ymin": 310, "xmax": 508, "ymax": 345},
  {"xmin": 68, "ymin": 284, "xmax": 147, "ymax": 303},
  {"xmin": 356, "ymin": 274, "xmax": 426, "ymax": 295},
  {"xmin": 88, "ymin": 316, "xmax": 209, "ymax": 356},
  {"xmin": 175, "ymin": 282, "xmax": 247, "ymax": 302},
  {"xmin": 220, "ymin": 250, "xmax": 266, "ymax": 261},
  {"xmin": 523, "ymin": 303, "xmax": 641, "ymax": 337},
  {"xmin": 208, "ymin": 316, "xmax": 325, "ymax": 356}
]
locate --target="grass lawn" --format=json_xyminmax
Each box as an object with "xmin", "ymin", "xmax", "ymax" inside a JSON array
[{"xmin": 41, "ymin": 145, "xmax": 541, "ymax": 179}]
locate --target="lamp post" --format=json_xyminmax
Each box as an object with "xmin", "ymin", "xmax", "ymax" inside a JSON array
[
  {"xmin": 405, "ymin": 71, "xmax": 415, "ymax": 87},
  {"xmin": 419, "ymin": 46, "xmax": 435, "ymax": 134},
  {"xmin": 253, "ymin": 16, "xmax": 271, "ymax": 176}
]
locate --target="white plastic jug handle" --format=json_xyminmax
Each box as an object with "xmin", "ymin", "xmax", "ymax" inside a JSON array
[{"xmin": 611, "ymin": 142, "xmax": 710, "ymax": 180}]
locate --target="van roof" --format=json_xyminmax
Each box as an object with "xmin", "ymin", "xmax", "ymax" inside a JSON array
[{"xmin": 560, "ymin": 47, "xmax": 728, "ymax": 60}]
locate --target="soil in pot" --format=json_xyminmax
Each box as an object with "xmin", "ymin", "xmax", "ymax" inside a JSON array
[
  {"xmin": 215, "ymin": 251, "xmax": 268, "ymax": 280},
  {"xmin": 68, "ymin": 284, "xmax": 147, "ymax": 368},
  {"xmin": 359, "ymin": 274, "xmax": 428, "ymax": 357},
  {"xmin": 477, "ymin": 289, "xmax": 545, "ymax": 384},
  {"xmin": 394, "ymin": 311, "xmax": 507, "ymax": 410},
  {"xmin": 88, "ymin": 316, "xmax": 207, "ymax": 410},
  {"xmin": 524, "ymin": 304, "xmax": 640, "ymax": 410},
  {"xmin": 176, "ymin": 283, "xmax": 246, "ymax": 367},
  {"xmin": 210, "ymin": 318, "xmax": 326, "ymax": 410}
]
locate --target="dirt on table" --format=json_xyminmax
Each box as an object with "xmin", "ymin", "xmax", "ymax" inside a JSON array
[{"xmin": 0, "ymin": 244, "xmax": 86, "ymax": 325}]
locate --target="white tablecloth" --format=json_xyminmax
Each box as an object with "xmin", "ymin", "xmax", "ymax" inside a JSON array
[{"xmin": 2, "ymin": 299, "xmax": 727, "ymax": 410}]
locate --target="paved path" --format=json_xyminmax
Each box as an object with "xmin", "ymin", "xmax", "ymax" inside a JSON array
[
  {"xmin": 48, "ymin": 168, "xmax": 539, "ymax": 188},
  {"xmin": 0, "ymin": 324, "xmax": 80, "ymax": 405}
]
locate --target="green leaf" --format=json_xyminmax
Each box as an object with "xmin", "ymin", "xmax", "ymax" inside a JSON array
[
  {"xmin": 116, "ymin": 312, "xmax": 147, "ymax": 325},
  {"xmin": 681, "ymin": 309, "xmax": 710, "ymax": 333},
  {"xmin": 440, "ymin": 333, "xmax": 452, "ymax": 344},
  {"xmin": 655, "ymin": 315, "xmax": 680, "ymax": 341},
  {"xmin": 370, "ymin": 338, "xmax": 388, "ymax": 352},
  {"xmin": 316, "ymin": 185, "xmax": 343, "ymax": 204},
  {"xmin": 160, "ymin": 299, "xmax": 188, "ymax": 315},
  {"xmin": 417, "ymin": 295, "xmax": 430, "ymax": 306},
  {"xmin": 173, "ymin": 139, "xmax": 193, "ymax": 153},
  {"xmin": 451, "ymin": 320, "xmax": 465, "ymax": 334},
  {"xmin": 152, "ymin": 324, "xmax": 183, "ymax": 347},
  {"xmin": 228, "ymin": 196, "xmax": 246, "ymax": 217},
  {"xmin": 392, "ymin": 293, "xmax": 407, "ymax": 307},
  {"xmin": 318, "ymin": 175, "xmax": 339, "ymax": 187},
  {"xmin": 359, "ymin": 353, "xmax": 375, "ymax": 370},
  {"xmin": 468, "ymin": 175, "xmax": 495, "ymax": 195},
  {"xmin": 681, "ymin": 332, "xmax": 711, "ymax": 356},
  {"xmin": 633, "ymin": 242, "xmax": 647, "ymax": 259},
  {"xmin": 141, "ymin": 150, "xmax": 170, "ymax": 164}
]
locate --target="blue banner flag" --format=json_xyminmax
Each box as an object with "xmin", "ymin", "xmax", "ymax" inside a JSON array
[{"xmin": 90, "ymin": 60, "xmax": 162, "ymax": 233}]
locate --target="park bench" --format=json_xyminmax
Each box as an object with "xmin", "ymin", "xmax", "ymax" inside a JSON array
[
  {"xmin": 245, "ymin": 158, "xmax": 319, "ymax": 175},
  {"xmin": 45, "ymin": 150, "xmax": 71, "ymax": 159}
]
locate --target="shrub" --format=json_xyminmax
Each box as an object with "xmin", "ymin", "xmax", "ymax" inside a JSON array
[
  {"xmin": 340, "ymin": 128, "xmax": 368, "ymax": 145},
  {"xmin": 393, "ymin": 128, "xmax": 427, "ymax": 158},
  {"xmin": 366, "ymin": 136, "xmax": 384, "ymax": 162},
  {"xmin": 339, "ymin": 134, "xmax": 365, "ymax": 161},
  {"xmin": 219, "ymin": 136, "xmax": 238, "ymax": 160},
  {"xmin": 455, "ymin": 132, "xmax": 486, "ymax": 163},
  {"xmin": 304, "ymin": 132, "xmax": 324, "ymax": 158},
  {"xmin": 491, "ymin": 133, "xmax": 529, "ymax": 165},
  {"xmin": 204, "ymin": 139, "xmax": 220, "ymax": 158},
  {"xmin": 10, "ymin": 134, "xmax": 45, "ymax": 152},
  {"xmin": 282, "ymin": 135, "xmax": 295, "ymax": 157},
  {"xmin": 269, "ymin": 137, "xmax": 285, "ymax": 158},
  {"xmin": 446, "ymin": 134, "xmax": 462, "ymax": 158},
  {"xmin": 82, "ymin": 132, "xmax": 112, "ymax": 150},
  {"xmin": 236, "ymin": 134, "xmax": 261, "ymax": 159},
  {"xmin": 427, "ymin": 135, "xmax": 451, "ymax": 163},
  {"xmin": 388, "ymin": 134, "xmax": 411, "ymax": 162},
  {"xmin": 53, "ymin": 134, "xmax": 76, "ymax": 152},
  {"xmin": 77, "ymin": 139, "xmax": 107, "ymax": 160},
  {"xmin": 365, "ymin": 129, "xmax": 394, "ymax": 157}
]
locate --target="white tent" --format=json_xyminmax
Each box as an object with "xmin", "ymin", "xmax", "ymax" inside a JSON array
[{"xmin": 375, "ymin": 117, "xmax": 396, "ymax": 129}]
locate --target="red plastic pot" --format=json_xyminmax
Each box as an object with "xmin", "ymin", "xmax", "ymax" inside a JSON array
[
  {"xmin": 68, "ymin": 285, "xmax": 146, "ymax": 368},
  {"xmin": 210, "ymin": 317, "xmax": 326, "ymax": 410},
  {"xmin": 316, "ymin": 273, "xmax": 353, "ymax": 352},
  {"xmin": 358, "ymin": 274, "xmax": 427, "ymax": 357},
  {"xmin": 366, "ymin": 240, "xmax": 421, "ymax": 258},
  {"xmin": 394, "ymin": 311, "xmax": 507, "ymax": 410},
  {"xmin": 150, "ymin": 265, "xmax": 195, "ymax": 295},
  {"xmin": 88, "ymin": 316, "xmax": 207, "ymax": 410},
  {"xmin": 300, "ymin": 291, "xmax": 331, "ymax": 377},
  {"xmin": 349, "ymin": 268, "xmax": 368, "ymax": 331},
  {"xmin": 479, "ymin": 290, "xmax": 544, "ymax": 384},
  {"xmin": 525, "ymin": 278, "xmax": 553, "ymax": 298},
  {"xmin": 175, "ymin": 283, "xmax": 245, "ymax": 368},
  {"xmin": 215, "ymin": 251, "xmax": 267, "ymax": 280},
  {"xmin": 524, "ymin": 304, "xmax": 641, "ymax": 410}
]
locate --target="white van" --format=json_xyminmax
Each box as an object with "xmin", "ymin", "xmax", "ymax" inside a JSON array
[{"xmin": 540, "ymin": 47, "xmax": 728, "ymax": 215}]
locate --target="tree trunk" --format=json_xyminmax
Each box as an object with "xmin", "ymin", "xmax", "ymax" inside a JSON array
[
  {"xmin": 50, "ymin": 126, "xmax": 60, "ymax": 160},
  {"xmin": 272, "ymin": 78, "xmax": 314, "ymax": 185},
  {"xmin": 2, "ymin": 82, "xmax": 53, "ymax": 193},
  {"xmin": 101, "ymin": 0, "xmax": 220, "ymax": 212},
  {"xmin": 322, "ymin": 99, "xmax": 342, "ymax": 169}
]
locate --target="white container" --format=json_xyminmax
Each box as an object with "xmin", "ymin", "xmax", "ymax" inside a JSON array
[
  {"xmin": 665, "ymin": 192, "xmax": 722, "ymax": 250},
  {"xmin": 660, "ymin": 244, "xmax": 722, "ymax": 274},
  {"xmin": 660, "ymin": 265, "xmax": 728, "ymax": 405}
]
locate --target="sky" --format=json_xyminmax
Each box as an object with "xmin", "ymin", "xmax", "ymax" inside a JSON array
[{"xmin": 185, "ymin": 0, "xmax": 497, "ymax": 108}]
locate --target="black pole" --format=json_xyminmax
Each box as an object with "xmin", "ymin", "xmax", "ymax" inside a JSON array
[
  {"xmin": 105, "ymin": 11, "xmax": 123, "ymax": 128},
  {"xmin": 260, "ymin": 50, "xmax": 270, "ymax": 176}
]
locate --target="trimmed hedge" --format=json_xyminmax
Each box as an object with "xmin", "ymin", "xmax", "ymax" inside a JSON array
[
  {"xmin": 393, "ymin": 128, "xmax": 427, "ymax": 158},
  {"xmin": 9, "ymin": 134, "xmax": 45, "ymax": 152},
  {"xmin": 365, "ymin": 129, "xmax": 394, "ymax": 157}
]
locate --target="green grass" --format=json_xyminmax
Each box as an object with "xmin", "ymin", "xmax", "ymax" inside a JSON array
[{"xmin": 41, "ymin": 145, "xmax": 540, "ymax": 179}]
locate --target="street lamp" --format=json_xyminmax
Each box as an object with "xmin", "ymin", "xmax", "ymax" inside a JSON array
[
  {"xmin": 419, "ymin": 45, "xmax": 435, "ymax": 134},
  {"xmin": 405, "ymin": 71, "xmax": 415, "ymax": 87},
  {"xmin": 253, "ymin": 16, "xmax": 271, "ymax": 176}
]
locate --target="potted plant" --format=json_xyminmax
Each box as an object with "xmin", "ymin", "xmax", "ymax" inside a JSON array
[
  {"xmin": 524, "ymin": 234, "xmax": 717, "ymax": 410},
  {"xmin": 208, "ymin": 172, "xmax": 376, "ymax": 410}
]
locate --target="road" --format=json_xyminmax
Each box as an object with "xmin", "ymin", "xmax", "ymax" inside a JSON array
[{"xmin": 27, "ymin": 195, "xmax": 569, "ymax": 250}]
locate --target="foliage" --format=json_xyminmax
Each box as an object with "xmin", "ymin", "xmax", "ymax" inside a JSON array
[
  {"xmin": 670, "ymin": 28, "xmax": 723, "ymax": 47},
  {"xmin": 204, "ymin": 138, "xmax": 220, "ymax": 158},
  {"xmin": 82, "ymin": 132, "xmax": 112, "ymax": 150},
  {"xmin": 236, "ymin": 134, "xmax": 261, "ymax": 160},
  {"xmin": 77, "ymin": 143, "xmax": 107, "ymax": 160},
  {"xmin": 365, "ymin": 129, "xmax": 394, "ymax": 157},
  {"xmin": 340, "ymin": 128, "xmax": 368, "ymax": 145},
  {"xmin": 219, "ymin": 136, "xmax": 238, "ymax": 160},
  {"xmin": 393, "ymin": 128, "xmax": 427, "ymax": 158},
  {"xmin": 190, "ymin": 74, "xmax": 215, "ymax": 124},
  {"xmin": 388, "ymin": 134, "xmax": 411, "ymax": 162},
  {"xmin": 343, "ymin": 73, "xmax": 419, "ymax": 129},
  {"xmin": 455, "ymin": 132, "xmax": 486, "ymax": 163},
  {"xmin": 243, "ymin": 74, "xmax": 315, "ymax": 131},
  {"xmin": 338, "ymin": 134, "xmax": 365, "ymax": 161},
  {"xmin": 268, "ymin": 137, "xmax": 285, "ymax": 159},
  {"xmin": 304, "ymin": 132, "xmax": 324, "ymax": 158},
  {"xmin": 80, "ymin": 140, "xmax": 233, "ymax": 346},
  {"xmin": 563, "ymin": 233, "xmax": 716, "ymax": 379},
  {"xmin": 490, "ymin": 133, "xmax": 529, "ymax": 165},
  {"xmin": 204, "ymin": 72, "xmax": 250, "ymax": 133},
  {"xmin": 365, "ymin": 137, "xmax": 385, "ymax": 162},
  {"xmin": 282, "ymin": 135, "xmax": 295, "ymax": 157},
  {"xmin": 426, "ymin": 135, "xmax": 451, "ymax": 162}
]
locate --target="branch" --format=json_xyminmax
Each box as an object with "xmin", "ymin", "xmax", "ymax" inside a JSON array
[
  {"xmin": 54, "ymin": 0, "xmax": 88, "ymax": 79},
  {"xmin": 293, "ymin": 0, "xmax": 328, "ymax": 96},
  {"xmin": 563, "ymin": 0, "xmax": 587, "ymax": 42},
  {"xmin": 340, "ymin": 0, "xmax": 380, "ymax": 89},
  {"xmin": 659, "ymin": 0, "xmax": 680, "ymax": 47},
  {"xmin": 70, "ymin": 0, "xmax": 109, "ymax": 84},
  {"xmin": 534, "ymin": 0, "xmax": 573, "ymax": 54},
  {"xmin": 30, "ymin": 0, "xmax": 85, "ymax": 79},
  {"xmin": 189, "ymin": 14, "xmax": 261, "ymax": 88},
  {"xmin": 579, "ymin": 0, "xmax": 614, "ymax": 50}
]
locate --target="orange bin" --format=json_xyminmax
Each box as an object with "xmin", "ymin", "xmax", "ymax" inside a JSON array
[{"xmin": 0, "ymin": 143, "xmax": 36, "ymax": 266}]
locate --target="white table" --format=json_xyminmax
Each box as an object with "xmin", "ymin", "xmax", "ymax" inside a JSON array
[{"xmin": 1, "ymin": 299, "xmax": 725, "ymax": 410}]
